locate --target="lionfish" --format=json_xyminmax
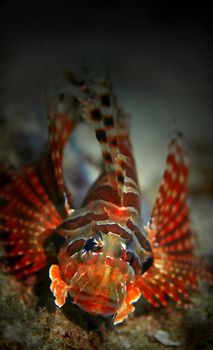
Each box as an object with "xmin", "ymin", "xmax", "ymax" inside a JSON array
[{"xmin": 0, "ymin": 76, "xmax": 212, "ymax": 325}]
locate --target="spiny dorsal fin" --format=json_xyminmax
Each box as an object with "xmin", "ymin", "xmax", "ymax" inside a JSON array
[
  {"xmin": 114, "ymin": 153, "xmax": 127, "ymax": 206},
  {"xmin": 92, "ymin": 80, "xmax": 132, "ymax": 160},
  {"xmin": 80, "ymin": 97, "xmax": 115, "ymax": 179},
  {"xmin": 80, "ymin": 96, "xmax": 125, "ymax": 205}
]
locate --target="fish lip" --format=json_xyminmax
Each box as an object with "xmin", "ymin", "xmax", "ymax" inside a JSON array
[
  {"xmin": 67, "ymin": 258, "xmax": 132, "ymax": 316},
  {"xmin": 71, "ymin": 290, "xmax": 119, "ymax": 316}
]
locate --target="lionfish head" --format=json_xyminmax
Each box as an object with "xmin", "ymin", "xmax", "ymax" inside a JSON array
[{"xmin": 58, "ymin": 231, "xmax": 140, "ymax": 318}]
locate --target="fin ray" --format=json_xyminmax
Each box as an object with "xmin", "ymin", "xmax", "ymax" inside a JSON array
[
  {"xmin": 139, "ymin": 133, "xmax": 213, "ymax": 306},
  {"xmin": 0, "ymin": 106, "xmax": 75, "ymax": 278}
]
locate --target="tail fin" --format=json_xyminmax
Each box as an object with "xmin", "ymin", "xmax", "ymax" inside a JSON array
[{"xmin": 0, "ymin": 96, "xmax": 75, "ymax": 279}]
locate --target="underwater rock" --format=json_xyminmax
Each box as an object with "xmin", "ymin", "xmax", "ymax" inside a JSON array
[{"xmin": 154, "ymin": 330, "xmax": 181, "ymax": 347}]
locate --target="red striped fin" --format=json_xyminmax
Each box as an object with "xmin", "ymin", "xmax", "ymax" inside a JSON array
[
  {"xmin": 137, "ymin": 133, "xmax": 213, "ymax": 307},
  {"xmin": 0, "ymin": 109, "xmax": 75, "ymax": 278},
  {"xmin": 0, "ymin": 166, "xmax": 62, "ymax": 278},
  {"xmin": 138, "ymin": 262, "xmax": 190, "ymax": 308},
  {"xmin": 148, "ymin": 133, "xmax": 192, "ymax": 253}
]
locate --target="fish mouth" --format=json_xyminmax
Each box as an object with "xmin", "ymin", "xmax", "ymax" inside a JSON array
[
  {"xmin": 67, "ymin": 258, "xmax": 132, "ymax": 316},
  {"xmin": 71, "ymin": 290, "xmax": 119, "ymax": 316}
]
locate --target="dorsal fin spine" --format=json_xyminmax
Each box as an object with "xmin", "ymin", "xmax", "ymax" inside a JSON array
[
  {"xmin": 80, "ymin": 82, "xmax": 129, "ymax": 205},
  {"xmin": 80, "ymin": 98, "xmax": 117, "ymax": 187}
]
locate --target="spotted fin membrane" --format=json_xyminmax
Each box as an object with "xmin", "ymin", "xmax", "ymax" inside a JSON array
[
  {"xmin": 0, "ymin": 98, "xmax": 74, "ymax": 279},
  {"xmin": 138, "ymin": 133, "xmax": 213, "ymax": 308}
]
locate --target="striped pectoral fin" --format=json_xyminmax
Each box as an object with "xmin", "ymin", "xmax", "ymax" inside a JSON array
[
  {"xmin": 148, "ymin": 132, "xmax": 190, "ymax": 245},
  {"xmin": 140, "ymin": 133, "xmax": 213, "ymax": 307},
  {"xmin": 2, "ymin": 235, "xmax": 49, "ymax": 279},
  {"xmin": 0, "ymin": 155, "xmax": 69, "ymax": 279},
  {"xmin": 137, "ymin": 257, "xmax": 198, "ymax": 308},
  {"xmin": 149, "ymin": 133, "xmax": 198, "ymax": 266},
  {"xmin": 0, "ymin": 212, "xmax": 61, "ymax": 279},
  {"xmin": 49, "ymin": 264, "xmax": 69, "ymax": 307},
  {"xmin": 0, "ymin": 108, "xmax": 76, "ymax": 279},
  {"xmin": 137, "ymin": 256, "xmax": 213, "ymax": 309}
]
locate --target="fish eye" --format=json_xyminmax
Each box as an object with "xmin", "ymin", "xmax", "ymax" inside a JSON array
[
  {"xmin": 84, "ymin": 232, "xmax": 103, "ymax": 253},
  {"xmin": 84, "ymin": 238, "xmax": 96, "ymax": 251}
]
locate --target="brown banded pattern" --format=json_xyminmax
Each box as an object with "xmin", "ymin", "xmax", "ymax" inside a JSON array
[{"xmin": 80, "ymin": 80, "xmax": 141, "ymax": 214}]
